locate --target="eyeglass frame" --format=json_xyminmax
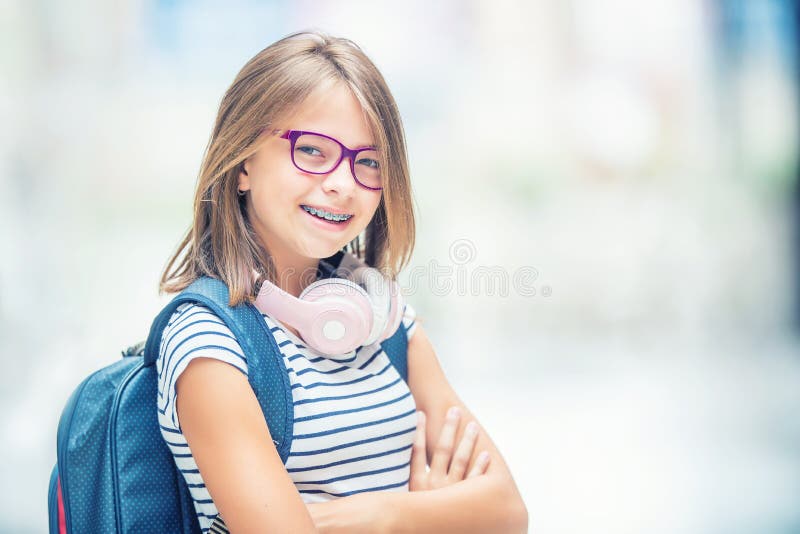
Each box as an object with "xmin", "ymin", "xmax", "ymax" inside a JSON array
[{"xmin": 267, "ymin": 128, "xmax": 383, "ymax": 191}]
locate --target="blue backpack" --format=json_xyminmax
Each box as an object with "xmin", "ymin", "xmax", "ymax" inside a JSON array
[{"xmin": 48, "ymin": 276, "xmax": 409, "ymax": 533}]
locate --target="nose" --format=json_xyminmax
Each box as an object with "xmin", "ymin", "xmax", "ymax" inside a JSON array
[{"xmin": 320, "ymin": 156, "xmax": 357, "ymax": 196}]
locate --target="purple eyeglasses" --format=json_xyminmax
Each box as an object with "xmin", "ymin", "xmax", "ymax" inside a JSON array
[{"xmin": 274, "ymin": 129, "xmax": 382, "ymax": 191}]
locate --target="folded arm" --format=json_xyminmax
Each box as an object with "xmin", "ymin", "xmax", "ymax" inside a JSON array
[{"xmin": 309, "ymin": 324, "xmax": 528, "ymax": 533}]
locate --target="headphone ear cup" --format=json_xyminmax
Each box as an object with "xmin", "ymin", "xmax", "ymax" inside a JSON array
[
  {"xmin": 341, "ymin": 266, "xmax": 393, "ymax": 346},
  {"xmin": 299, "ymin": 278, "xmax": 374, "ymax": 354}
]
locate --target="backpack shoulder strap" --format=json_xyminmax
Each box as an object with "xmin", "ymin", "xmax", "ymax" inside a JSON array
[
  {"xmin": 380, "ymin": 323, "xmax": 409, "ymax": 383},
  {"xmin": 143, "ymin": 276, "xmax": 294, "ymax": 463}
]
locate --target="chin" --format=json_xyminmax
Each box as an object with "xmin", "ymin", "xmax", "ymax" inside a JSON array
[{"xmin": 303, "ymin": 241, "xmax": 349, "ymax": 260}]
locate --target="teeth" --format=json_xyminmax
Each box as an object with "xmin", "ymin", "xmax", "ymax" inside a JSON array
[{"xmin": 302, "ymin": 205, "xmax": 352, "ymax": 222}]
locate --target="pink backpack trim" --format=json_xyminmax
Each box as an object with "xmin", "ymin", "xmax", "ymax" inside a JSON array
[{"xmin": 57, "ymin": 476, "xmax": 66, "ymax": 534}]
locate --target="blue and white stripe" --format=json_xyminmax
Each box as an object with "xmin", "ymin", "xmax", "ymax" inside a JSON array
[{"xmin": 156, "ymin": 300, "xmax": 418, "ymax": 533}]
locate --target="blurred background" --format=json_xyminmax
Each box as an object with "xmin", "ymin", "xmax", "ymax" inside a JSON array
[{"xmin": 2, "ymin": 0, "xmax": 800, "ymax": 532}]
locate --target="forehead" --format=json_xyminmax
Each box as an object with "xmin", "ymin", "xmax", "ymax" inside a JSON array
[{"xmin": 282, "ymin": 82, "xmax": 376, "ymax": 148}]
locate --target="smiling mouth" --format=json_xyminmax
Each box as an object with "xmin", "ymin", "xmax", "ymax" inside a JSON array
[{"xmin": 300, "ymin": 205, "xmax": 354, "ymax": 224}]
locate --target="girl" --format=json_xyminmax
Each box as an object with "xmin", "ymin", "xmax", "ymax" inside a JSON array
[{"xmin": 156, "ymin": 31, "xmax": 527, "ymax": 533}]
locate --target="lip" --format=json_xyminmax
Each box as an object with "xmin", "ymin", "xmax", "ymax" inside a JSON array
[{"xmin": 299, "ymin": 205, "xmax": 354, "ymax": 231}]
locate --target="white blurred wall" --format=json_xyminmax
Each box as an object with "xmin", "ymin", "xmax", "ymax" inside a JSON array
[{"xmin": 2, "ymin": 1, "xmax": 800, "ymax": 532}]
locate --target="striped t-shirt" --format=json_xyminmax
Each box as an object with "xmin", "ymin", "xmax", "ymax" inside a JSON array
[{"xmin": 156, "ymin": 298, "xmax": 418, "ymax": 533}]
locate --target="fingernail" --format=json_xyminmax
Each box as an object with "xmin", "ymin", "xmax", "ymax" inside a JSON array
[
  {"xmin": 466, "ymin": 421, "xmax": 478, "ymax": 435},
  {"xmin": 448, "ymin": 406, "xmax": 461, "ymax": 419},
  {"xmin": 478, "ymin": 451, "xmax": 489, "ymax": 463}
]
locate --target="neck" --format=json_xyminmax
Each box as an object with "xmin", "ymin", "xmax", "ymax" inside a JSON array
[{"xmin": 269, "ymin": 251, "xmax": 319, "ymax": 298}]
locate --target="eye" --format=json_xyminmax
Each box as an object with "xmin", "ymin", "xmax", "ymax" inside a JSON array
[
  {"xmin": 297, "ymin": 145, "xmax": 323, "ymax": 157},
  {"xmin": 356, "ymin": 157, "xmax": 379, "ymax": 169}
]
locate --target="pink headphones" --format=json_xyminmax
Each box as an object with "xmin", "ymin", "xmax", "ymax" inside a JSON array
[{"xmin": 253, "ymin": 251, "xmax": 404, "ymax": 356}]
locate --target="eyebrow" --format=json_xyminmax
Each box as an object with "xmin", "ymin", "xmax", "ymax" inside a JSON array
[
  {"xmin": 292, "ymin": 127, "xmax": 376, "ymax": 149},
  {"xmin": 352, "ymin": 136, "xmax": 379, "ymax": 149},
  {"xmin": 337, "ymin": 135, "xmax": 376, "ymax": 149}
]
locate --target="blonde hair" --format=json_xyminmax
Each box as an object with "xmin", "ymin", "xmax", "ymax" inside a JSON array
[{"xmin": 160, "ymin": 30, "xmax": 416, "ymax": 306}]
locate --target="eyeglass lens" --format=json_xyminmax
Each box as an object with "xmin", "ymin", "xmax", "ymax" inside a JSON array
[{"xmin": 292, "ymin": 133, "xmax": 381, "ymax": 189}]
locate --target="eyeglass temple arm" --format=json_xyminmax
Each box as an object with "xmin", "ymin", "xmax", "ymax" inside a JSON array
[{"xmin": 256, "ymin": 128, "xmax": 290, "ymax": 138}]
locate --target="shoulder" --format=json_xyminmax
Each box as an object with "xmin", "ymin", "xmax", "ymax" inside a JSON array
[
  {"xmin": 157, "ymin": 301, "xmax": 249, "ymax": 429},
  {"xmin": 158, "ymin": 302, "xmax": 248, "ymax": 373},
  {"xmin": 160, "ymin": 302, "xmax": 233, "ymax": 344},
  {"xmin": 400, "ymin": 300, "xmax": 419, "ymax": 341}
]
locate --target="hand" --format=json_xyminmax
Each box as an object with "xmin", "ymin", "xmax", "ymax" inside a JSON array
[
  {"xmin": 306, "ymin": 492, "xmax": 389, "ymax": 534},
  {"xmin": 409, "ymin": 406, "xmax": 491, "ymax": 491}
]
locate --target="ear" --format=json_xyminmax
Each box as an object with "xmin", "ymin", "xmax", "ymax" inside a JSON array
[{"xmin": 238, "ymin": 161, "xmax": 251, "ymax": 191}]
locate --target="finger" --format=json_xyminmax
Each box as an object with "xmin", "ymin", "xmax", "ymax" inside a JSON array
[
  {"xmin": 429, "ymin": 406, "xmax": 461, "ymax": 478},
  {"xmin": 467, "ymin": 450, "xmax": 491, "ymax": 478},
  {"xmin": 409, "ymin": 411, "xmax": 428, "ymax": 489},
  {"xmin": 447, "ymin": 420, "xmax": 480, "ymax": 481}
]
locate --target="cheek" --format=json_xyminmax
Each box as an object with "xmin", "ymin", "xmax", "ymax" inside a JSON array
[
  {"xmin": 367, "ymin": 194, "xmax": 382, "ymax": 216},
  {"xmin": 365, "ymin": 192, "xmax": 383, "ymax": 215},
  {"xmin": 251, "ymin": 164, "xmax": 301, "ymax": 205},
  {"xmin": 247, "ymin": 177, "xmax": 289, "ymax": 224},
  {"xmin": 357, "ymin": 194, "xmax": 383, "ymax": 228}
]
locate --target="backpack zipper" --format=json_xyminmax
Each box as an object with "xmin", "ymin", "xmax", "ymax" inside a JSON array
[
  {"xmin": 108, "ymin": 358, "xmax": 146, "ymax": 534},
  {"xmin": 56, "ymin": 371, "xmax": 97, "ymax": 533}
]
